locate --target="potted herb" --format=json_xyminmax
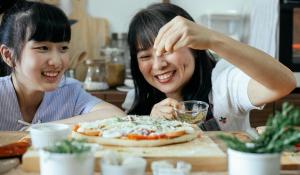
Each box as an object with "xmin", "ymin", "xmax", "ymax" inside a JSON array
[
  {"xmin": 219, "ymin": 102, "xmax": 300, "ymax": 175},
  {"xmin": 40, "ymin": 139, "xmax": 96, "ymax": 175}
]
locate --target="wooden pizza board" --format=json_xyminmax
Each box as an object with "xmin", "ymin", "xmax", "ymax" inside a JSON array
[
  {"xmin": 20, "ymin": 131, "xmax": 300, "ymax": 172},
  {"xmin": 21, "ymin": 132, "xmax": 226, "ymax": 172}
]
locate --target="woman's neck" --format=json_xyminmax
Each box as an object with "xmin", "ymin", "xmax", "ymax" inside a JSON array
[
  {"xmin": 166, "ymin": 92, "xmax": 183, "ymax": 101},
  {"xmin": 11, "ymin": 74, "xmax": 44, "ymax": 122}
]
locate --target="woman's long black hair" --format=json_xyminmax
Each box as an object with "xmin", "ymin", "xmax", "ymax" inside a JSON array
[
  {"xmin": 0, "ymin": 0, "xmax": 71, "ymax": 76},
  {"xmin": 128, "ymin": 3, "xmax": 216, "ymax": 115}
]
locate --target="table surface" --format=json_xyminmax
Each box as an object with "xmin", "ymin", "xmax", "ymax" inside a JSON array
[{"xmin": 1, "ymin": 131, "xmax": 299, "ymax": 175}]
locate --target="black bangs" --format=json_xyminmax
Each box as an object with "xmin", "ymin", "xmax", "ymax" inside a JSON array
[
  {"xmin": 130, "ymin": 3, "xmax": 194, "ymax": 52},
  {"xmin": 27, "ymin": 3, "xmax": 70, "ymax": 42},
  {"xmin": 131, "ymin": 10, "xmax": 171, "ymax": 51}
]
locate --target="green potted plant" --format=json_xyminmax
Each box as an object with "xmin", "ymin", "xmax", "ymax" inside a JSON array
[
  {"xmin": 219, "ymin": 102, "xmax": 300, "ymax": 175},
  {"xmin": 39, "ymin": 139, "xmax": 96, "ymax": 175}
]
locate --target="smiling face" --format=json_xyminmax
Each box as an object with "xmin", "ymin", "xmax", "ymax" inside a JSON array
[
  {"xmin": 13, "ymin": 40, "xmax": 69, "ymax": 92},
  {"xmin": 137, "ymin": 47, "xmax": 195, "ymax": 99}
]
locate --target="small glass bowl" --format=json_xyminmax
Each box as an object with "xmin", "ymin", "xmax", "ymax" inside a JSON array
[{"xmin": 174, "ymin": 100, "xmax": 209, "ymax": 124}]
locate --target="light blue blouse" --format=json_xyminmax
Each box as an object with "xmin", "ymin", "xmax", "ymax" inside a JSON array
[{"xmin": 0, "ymin": 76, "xmax": 101, "ymax": 131}]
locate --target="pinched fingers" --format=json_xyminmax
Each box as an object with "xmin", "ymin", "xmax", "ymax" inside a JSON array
[{"xmin": 150, "ymin": 98, "xmax": 180, "ymax": 120}]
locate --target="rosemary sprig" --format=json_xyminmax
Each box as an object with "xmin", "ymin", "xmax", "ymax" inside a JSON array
[
  {"xmin": 218, "ymin": 102, "xmax": 300, "ymax": 153},
  {"xmin": 44, "ymin": 139, "xmax": 91, "ymax": 154}
]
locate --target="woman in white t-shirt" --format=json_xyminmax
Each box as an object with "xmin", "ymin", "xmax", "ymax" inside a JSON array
[{"xmin": 126, "ymin": 3, "xmax": 296, "ymax": 134}]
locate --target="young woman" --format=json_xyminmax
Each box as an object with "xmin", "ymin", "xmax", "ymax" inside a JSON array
[
  {"xmin": 0, "ymin": 0, "xmax": 124, "ymax": 131},
  {"xmin": 127, "ymin": 3, "xmax": 296, "ymax": 134}
]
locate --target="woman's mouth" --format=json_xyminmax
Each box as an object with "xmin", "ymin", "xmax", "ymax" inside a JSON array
[
  {"xmin": 155, "ymin": 71, "xmax": 175, "ymax": 83},
  {"xmin": 42, "ymin": 71, "xmax": 60, "ymax": 82}
]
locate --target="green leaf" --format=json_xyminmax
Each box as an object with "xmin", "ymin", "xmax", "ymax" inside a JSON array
[
  {"xmin": 218, "ymin": 102, "xmax": 300, "ymax": 153},
  {"xmin": 44, "ymin": 139, "xmax": 91, "ymax": 154}
]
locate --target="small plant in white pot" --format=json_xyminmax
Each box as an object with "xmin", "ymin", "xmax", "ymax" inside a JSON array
[
  {"xmin": 219, "ymin": 102, "xmax": 300, "ymax": 175},
  {"xmin": 40, "ymin": 139, "xmax": 96, "ymax": 175}
]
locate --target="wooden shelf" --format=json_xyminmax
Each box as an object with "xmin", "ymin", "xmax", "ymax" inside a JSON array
[
  {"xmin": 88, "ymin": 89, "xmax": 127, "ymax": 109},
  {"xmin": 250, "ymin": 93, "xmax": 300, "ymax": 128}
]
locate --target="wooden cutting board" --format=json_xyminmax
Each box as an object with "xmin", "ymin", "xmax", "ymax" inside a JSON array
[
  {"xmin": 20, "ymin": 132, "xmax": 300, "ymax": 172},
  {"xmin": 21, "ymin": 133, "xmax": 226, "ymax": 172}
]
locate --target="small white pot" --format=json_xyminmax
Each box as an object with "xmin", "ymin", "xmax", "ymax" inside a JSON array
[
  {"xmin": 227, "ymin": 148, "xmax": 281, "ymax": 175},
  {"xmin": 30, "ymin": 123, "xmax": 71, "ymax": 149},
  {"xmin": 40, "ymin": 150, "xmax": 94, "ymax": 175},
  {"xmin": 101, "ymin": 157, "xmax": 146, "ymax": 175}
]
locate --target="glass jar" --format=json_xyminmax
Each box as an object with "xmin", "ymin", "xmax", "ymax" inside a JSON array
[
  {"xmin": 102, "ymin": 48, "xmax": 125, "ymax": 87},
  {"xmin": 111, "ymin": 33, "xmax": 131, "ymax": 79},
  {"xmin": 84, "ymin": 59, "xmax": 109, "ymax": 91}
]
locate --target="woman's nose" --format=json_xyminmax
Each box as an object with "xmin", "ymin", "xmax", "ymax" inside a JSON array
[
  {"xmin": 152, "ymin": 55, "xmax": 168, "ymax": 70},
  {"xmin": 48, "ymin": 51, "xmax": 62, "ymax": 67}
]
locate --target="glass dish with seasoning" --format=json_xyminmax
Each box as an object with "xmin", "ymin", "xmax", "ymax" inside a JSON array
[{"xmin": 174, "ymin": 100, "xmax": 208, "ymax": 124}]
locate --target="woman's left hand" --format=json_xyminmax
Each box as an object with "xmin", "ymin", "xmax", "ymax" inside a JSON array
[
  {"xmin": 153, "ymin": 16, "xmax": 216, "ymax": 56},
  {"xmin": 150, "ymin": 98, "xmax": 180, "ymax": 120}
]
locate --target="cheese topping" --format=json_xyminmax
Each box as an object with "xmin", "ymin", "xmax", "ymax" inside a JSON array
[{"xmin": 76, "ymin": 115, "xmax": 196, "ymax": 138}]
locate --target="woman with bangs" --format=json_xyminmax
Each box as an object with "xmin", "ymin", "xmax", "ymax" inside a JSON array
[
  {"xmin": 0, "ymin": 0, "xmax": 124, "ymax": 131},
  {"xmin": 127, "ymin": 3, "xmax": 296, "ymax": 135}
]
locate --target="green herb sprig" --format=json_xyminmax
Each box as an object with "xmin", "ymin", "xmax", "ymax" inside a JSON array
[
  {"xmin": 44, "ymin": 139, "xmax": 91, "ymax": 154},
  {"xmin": 219, "ymin": 102, "xmax": 300, "ymax": 153}
]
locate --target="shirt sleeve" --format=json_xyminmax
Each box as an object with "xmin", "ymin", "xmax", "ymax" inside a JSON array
[
  {"xmin": 211, "ymin": 60, "xmax": 263, "ymax": 118},
  {"xmin": 73, "ymin": 83, "xmax": 102, "ymax": 115}
]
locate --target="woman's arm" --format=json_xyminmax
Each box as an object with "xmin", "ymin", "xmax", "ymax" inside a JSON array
[
  {"xmin": 53, "ymin": 102, "xmax": 125, "ymax": 125},
  {"xmin": 210, "ymin": 32, "xmax": 295, "ymax": 106},
  {"xmin": 154, "ymin": 16, "xmax": 296, "ymax": 106}
]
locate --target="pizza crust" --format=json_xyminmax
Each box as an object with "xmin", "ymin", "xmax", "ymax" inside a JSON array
[{"xmin": 72, "ymin": 131, "xmax": 198, "ymax": 147}]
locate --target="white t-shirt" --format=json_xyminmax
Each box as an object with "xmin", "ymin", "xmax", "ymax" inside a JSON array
[
  {"xmin": 123, "ymin": 59, "xmax": 263, "ymax": 136},
  {"xmin": 210, "ymin": 59, "xmax": 262, "ymax": 136}
]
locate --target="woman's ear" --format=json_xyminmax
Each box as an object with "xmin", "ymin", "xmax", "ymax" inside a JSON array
[{"xmin": 0, "ymin": 44, "xmax": 14, "ymax": 67}]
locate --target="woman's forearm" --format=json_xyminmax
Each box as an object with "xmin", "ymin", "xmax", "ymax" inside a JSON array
[{"xmin": 210, "ymin": 32, "xmax": 296, "ymax": 93}]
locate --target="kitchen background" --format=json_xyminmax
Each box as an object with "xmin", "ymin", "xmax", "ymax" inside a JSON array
[
  {"xmin": 2, "ymin": 0, "xmax": 299, "ymax": 127},
  {"xmin": 54, "ymin": 0, "xmax": 270, "ymax": 83},
  {"xmin": 60, "ymin": 0, "xmax": 252, "ymax": 34}
]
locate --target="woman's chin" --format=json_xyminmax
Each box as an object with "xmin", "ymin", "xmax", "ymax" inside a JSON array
[{"xmin": 156, "ymin": 86, "xmax": 178, "ymax": 95}]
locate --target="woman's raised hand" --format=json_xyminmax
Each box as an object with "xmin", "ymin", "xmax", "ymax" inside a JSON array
[
  {"xmin": 153, "ymin": 16, "xmax": 216, "ymax": 56},
  {"xmin": 150, "ymin": 98, "xmax": 180, "ymax": 120}
]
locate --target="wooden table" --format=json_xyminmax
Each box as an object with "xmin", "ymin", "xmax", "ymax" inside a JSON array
[{"xmin": 1, "ymin": 131, "xmax": 299, "ymax": 175}]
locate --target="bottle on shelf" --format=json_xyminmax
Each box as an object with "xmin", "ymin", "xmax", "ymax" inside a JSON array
[{"xmin": 83, "ymin": 59, "xmax": 109, "ymax": 91}]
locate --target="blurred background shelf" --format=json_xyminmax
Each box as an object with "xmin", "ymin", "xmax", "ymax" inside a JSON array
[{"xmin": 89, "ymin": 89, "xmax": 127, "ymax": 109}]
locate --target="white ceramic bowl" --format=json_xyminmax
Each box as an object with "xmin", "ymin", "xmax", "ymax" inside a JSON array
[
  {"xmin": 101, "ymin": 157, "xmax": 146, "ymax": 175},
  {"xmin": 29, "ymin": 123, "xmax": 71, "ymax": 149}
]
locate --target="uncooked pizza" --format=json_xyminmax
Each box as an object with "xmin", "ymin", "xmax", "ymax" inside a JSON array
[{"xmin": 72, "ymin": 115, "xmax": 199, "ymax": 147}]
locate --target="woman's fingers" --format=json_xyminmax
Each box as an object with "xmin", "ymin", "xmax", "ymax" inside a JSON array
[
  {"xmin": 154, "ymin": 16, "xmax": 214, "ymax": 53},
  {"xmin": 150, "ymin": 98, "xmax": 180, "ymax": 120},
  {"xmin": 154, "ymin": 16, "xmax": 192, "ymax": 56},
  {"xmin": 154, "ymin": 17, "xmax": 176, "ymax": 49},
  {"xmin": 159, "ymin": 98, "xmax": 180, "ymax": 108}
]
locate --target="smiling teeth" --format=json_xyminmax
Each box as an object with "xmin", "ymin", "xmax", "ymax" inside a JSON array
[
  {"xmin": 43, "ymin": 71, "xmax": 59, "ymax": 77},
  {"xmin": 157, "ymin": 72, "xmax": 173, "ymax": 80}
]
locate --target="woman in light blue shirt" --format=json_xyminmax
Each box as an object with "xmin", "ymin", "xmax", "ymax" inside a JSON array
[{"xmin": 0, "ymin": 0, "xmax": 124, "ymax": 131}]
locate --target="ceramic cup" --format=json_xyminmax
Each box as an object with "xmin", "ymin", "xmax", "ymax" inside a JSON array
[
  {"xmin": 29, "ymin": 123, "xmax": 71, "ymax": 149},
  {"xmin": 101, "ymin": 156, "xmax": 146, "ymax": 175},
  {"xmin": 40, "ymin": 150, "xmax": 94, "ymax": 175}
]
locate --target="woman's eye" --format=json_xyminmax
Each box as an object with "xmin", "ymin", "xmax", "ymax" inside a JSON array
[
  {"xmin": 138, "ymin": 55, "xmax": 151, "ymax": 60},
  {"xmin": 162, "ymin": 51, "xmax": 172, "ymax": 56},
  {"xmin": 35, "ymin": 46, "xmax": 48, "ymax": 51},
  {"xmin": 61, "ymin": 46, "xmax": 69, "ymax": 52}
]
